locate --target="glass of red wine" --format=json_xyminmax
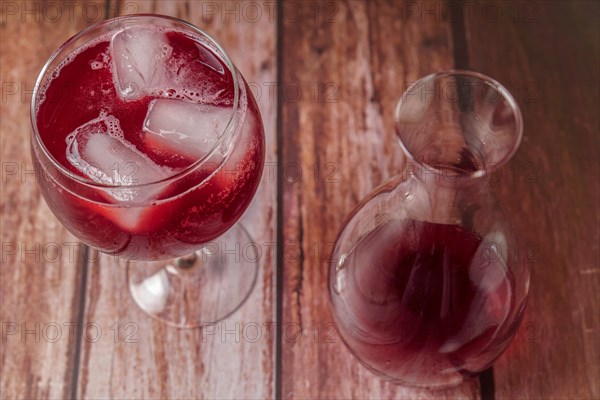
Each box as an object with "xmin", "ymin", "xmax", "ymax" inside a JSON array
[
  {"xmin": 31, "ymin": 15, "xmax": 265, "ymax": 328},
  {"xmin": 329, "ymin": 71, "xmax": 529, "ymax": 388}
]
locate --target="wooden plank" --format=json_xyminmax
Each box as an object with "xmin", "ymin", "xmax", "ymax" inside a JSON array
[
  {"xmin": 279, "ymin": 1, "xmax": 480, "ymax": 398},
  {"xmin": 74, "ymin": 1, "xmax": 277, "ymax": 398},
  {"xmin": 0, "ymin": 1, "xmax": 103, "ymax": 398},
  {"xmin": 463, "ymin": 1, "xmax": 600, "ymax": 399}
]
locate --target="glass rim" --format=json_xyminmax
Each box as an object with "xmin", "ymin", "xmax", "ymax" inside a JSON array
[
  {"xmin": 30, "ymin": 14, "xmax": 240, "ymax": 191},
  {"xmin": 394, "ymin": 69, "xmax": 524, "ymax": 180}
]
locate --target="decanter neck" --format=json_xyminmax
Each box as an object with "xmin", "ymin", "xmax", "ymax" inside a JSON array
[{"xmin": 403, "ymin": 161, "xmax": 491, "ymax": 226}]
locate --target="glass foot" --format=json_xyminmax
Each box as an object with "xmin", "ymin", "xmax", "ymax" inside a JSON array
[{"xmin": 127, "ymin": 223, "xmax": 259, "ymax": 328}]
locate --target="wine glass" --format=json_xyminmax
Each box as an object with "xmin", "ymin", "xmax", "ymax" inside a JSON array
[
  {"xmin": 30, "ymin": 15, "xmax": 265, "ymax": 328},
  {"xmin": 329, "ymin": 71, "xmax": 529, "ymax": 387}
]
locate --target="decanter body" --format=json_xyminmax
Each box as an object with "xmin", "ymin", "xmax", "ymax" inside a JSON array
[{"xmin": 329, "ymin": 71, "xmax": 529, "ymax": 388}]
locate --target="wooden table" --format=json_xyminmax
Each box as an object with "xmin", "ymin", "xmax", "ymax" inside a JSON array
[{"xmin": 1, "ymin": 1, "xmax": 598, "ymax": 399}]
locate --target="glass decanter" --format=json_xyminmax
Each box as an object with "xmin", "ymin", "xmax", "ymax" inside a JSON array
[{"xmin": 329, "ymin": 70, "xmax": 529, "ymax": 388}]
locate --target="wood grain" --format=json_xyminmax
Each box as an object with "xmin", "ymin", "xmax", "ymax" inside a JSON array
[
  {"xmin": 279, "ymin": 1, "xmax": 480, "ymax": 398},
  {"xmin": 73, "ymin": 1, "xmax": 277, "ymax": 399},
  {"xmin": 464, "ymin": 1, "xmax": 600, "ymax": 399},
  {"xmin": 0, "ymin": 2, "xmax": 105, "ymax": 399}
]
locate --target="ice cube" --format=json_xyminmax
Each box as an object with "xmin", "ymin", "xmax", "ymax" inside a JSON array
[
  {"xmin": 66, "ymin": 114, "xmax": 171, "ymax": 202},
  {"xmin": 111, "ymin": 27, "xmax": 172, "ymax": 100},
  {"xmin": 143, "ymin": 99, "xmax": 232, "ymax": 161}
]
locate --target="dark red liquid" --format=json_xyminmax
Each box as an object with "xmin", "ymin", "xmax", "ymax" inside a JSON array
[
  {"xmin": 331, "ymin": 220, "xmax": 517, "ymax": 387},
  {"xmin": 34, "ymin": 28, "xmax": 264, "ymax": 260}
]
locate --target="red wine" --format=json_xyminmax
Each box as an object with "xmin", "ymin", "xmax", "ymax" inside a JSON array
[
  {"xmin": 34, "ymin": 25, "xmax": 264, "ymax": 260},
  {"xmin": 331, "ymin": 219, "xmax": 516, "ymax": 387}
]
